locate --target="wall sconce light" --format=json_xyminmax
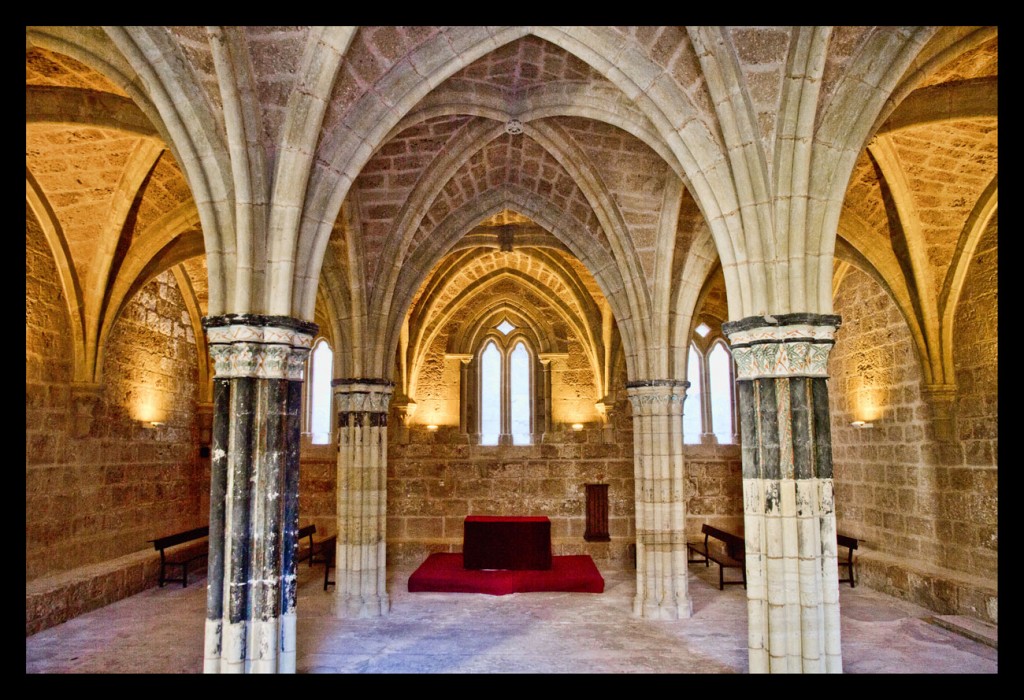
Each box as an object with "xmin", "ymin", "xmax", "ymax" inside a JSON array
[
  {"xmin": 571, "ymin": 423, "xmax": 584, "ymax": 432},
  {"xmin": 426, "ymin": 424, "xmax": 438, "ymax": 431},
  {"xmin": 850, "ymin": 420, "xmax": 873, "ymax": 429},
  {"xmin": 143, "ymin": 421, "xmax": 165, "ymax": 429}
]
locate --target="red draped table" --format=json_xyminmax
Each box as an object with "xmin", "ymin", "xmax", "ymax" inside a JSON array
[{"xmin": 463, "ymin": 515, "xmax": 552, "ymax": 570}]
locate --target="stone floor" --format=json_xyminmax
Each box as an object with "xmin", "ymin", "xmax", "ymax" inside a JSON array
[{"xmin": 25, "ymin": 559, "xmax": 997, "ymax": 674}]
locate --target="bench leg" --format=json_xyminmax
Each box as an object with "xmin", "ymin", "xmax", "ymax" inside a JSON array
[{"xmin": 719, "ymin": 565, "xmax": 724, "ymax": 591}]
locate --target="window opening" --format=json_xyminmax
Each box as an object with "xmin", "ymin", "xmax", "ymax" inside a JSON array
[
  {"xmin": 480, "ymin": 340, "xmax": 502, "ymax": 445},
  {"xmin": 708, "ymin": 342, "xmax": 734, "ymax": 444},
  {"xmin": 509, "ymin": 341, "xmax": 531, "ymax": 445},
  {"xmin": 310, "ymin": 340, "xmax": 333, "ymax": 445},
  {"xmin": 684, "ymin": 344, "xmax": 703, "ymax": 444}
]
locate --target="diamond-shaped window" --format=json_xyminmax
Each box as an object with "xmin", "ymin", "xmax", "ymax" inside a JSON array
[
  {"xmin": 695, "ymin": 322, "xmax": 711, "ymax": 338},
  {"xmin": 496, "ymin": 319, "xmax": 516, "ymax": 335}
]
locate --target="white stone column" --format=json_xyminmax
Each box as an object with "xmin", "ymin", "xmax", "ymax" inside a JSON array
[
  {"xmin": 724, "ymin": 313, "xmax": 843, "ymax": 674},
  {"xmin": 333, "ymin": 379, "xmax": 394, "ymax": 618},
  {"xmin": 626, "ymin": 380, "xmax": 692, "ymax": 619}
]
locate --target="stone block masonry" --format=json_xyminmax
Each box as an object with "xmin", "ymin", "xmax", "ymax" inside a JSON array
[
  {"xmin": 27, "ymin": 225, "xmax": 203, "ymax": 581},
  {"xmin": 299, "ymin": 403, "xmax": 743, "ymax": 573},
  {"xmin": 27, "ymin": 221, "xmax": 204, "ymax": 633},
  {"xmin": 830, "ymin": 223, "xmax": 997, "ymax": 623}
]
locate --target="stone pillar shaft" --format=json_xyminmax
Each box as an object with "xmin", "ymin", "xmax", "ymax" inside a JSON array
[
  {"xmin": 201, "ymin": 314, "xmax": 316, "ymax": 674},
  {"xmin": 333, "ymin": 379, "xmax": 394, "ymax": 618},
  {"xmin": 459, "ymin": 360, "xmax": 471, "ymax": 434},
  {"xmin": 724, "ymin": 313, "xmax": 843, "ymax": 674},
  {"xmin": 626, "ymin": 380, "xmax": 692, "ymax": 620},
  {"xmin": 540, "ymin": 358, "xmax": 553, "ymax": 436}
]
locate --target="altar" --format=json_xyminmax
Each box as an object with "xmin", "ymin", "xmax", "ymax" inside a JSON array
[{"xmin": 462, "ymin": 515, "xmax": 552, "ymax": 570}]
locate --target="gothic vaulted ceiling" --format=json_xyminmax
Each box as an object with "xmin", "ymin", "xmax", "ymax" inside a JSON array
[{"xmin": 26, "ymin": 27, "xmax": 997, "ymax": 390}]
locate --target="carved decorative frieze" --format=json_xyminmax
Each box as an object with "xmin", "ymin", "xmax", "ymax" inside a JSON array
[
  {"xmin": 724, "ymin": 314, "xmax": 842, "ymax": 380},
  {"xmin": 625, "ymin": 380, "xmax": 689, "ymax": 412},
  {"xmin": 333, "ymin": 379, "xmax": 395, "ymax": 415},
  {"xmin": 202, "ymin": 315, "xmax": 317, "ymax": 380}
]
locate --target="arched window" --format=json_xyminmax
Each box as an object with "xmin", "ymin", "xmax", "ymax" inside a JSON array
[
  {"xmin": 478, "ymin": 321, "xmax": 534, "ymax": 446},
  {"xmin": 309, "ymin": 338, "xmax": 334, "ymax": 445},
  {"xmin": 708, "ymin": 341, "xmax": 734, "ymax": 444},
  {"xmin": 509, "ymin": 341, "xmax": 531, "ymax": 445},
  {"xmin": 684, "ymin": 324, "xmax": 737, "ymax": 445},
  {"xmin": 683, "ymin": 345, "xmax": 703, "ymax": 444},
  {"xmin": 480, "ymin": 340, "xmax": 502, "ymax": 445}
]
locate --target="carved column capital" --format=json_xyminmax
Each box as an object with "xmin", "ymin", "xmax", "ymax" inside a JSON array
[
  {"xmin": 723, "ymin": 313, "xmax": 842, "ymax": 380},
  {"xmin": 69, "ymin": 382, "xmax": 103, "ymax": 438},
  {"xmin": 625, "ymin": 379, "xmax": 689, "ymax": 415},
  {"xmin": 332, "ymin": 378, "xmax": 394, "ymax": 414},
  {"xmin": 202, "ymin": 315, "xmax": 318, "ymax": 380},
  {"xmin": 922, "ymin": 383, "xmax": 958, "ymax": 442}
]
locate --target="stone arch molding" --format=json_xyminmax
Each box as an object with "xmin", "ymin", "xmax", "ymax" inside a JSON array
[
  {"xmin": 373, "ymin": 183, "xmax": 640, "ymax": 383},
  {"xmin": 295, "ymin": 26, "xmax": 730, "ymax": 332},
  {"xmin": 25, "ymin": 39, "xmax": 212, "ymax": 394}
]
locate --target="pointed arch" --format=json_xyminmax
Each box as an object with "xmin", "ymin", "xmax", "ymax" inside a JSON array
[{"xmin": 26, "ymin": 170, "xmax": 87, "ymax": 383}]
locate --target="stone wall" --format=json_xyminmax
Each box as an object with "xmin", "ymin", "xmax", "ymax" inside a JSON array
[
  {"xmin": 828, "ymin": 219, "xmax": 998, "ymax": 622},
  {"xmin": 27, "ymin": 217, "xmax": 203, "ymax": 631},
  {"xmin": 298, "ymin": 403, "xmax": 744, "ymax": 572},
  {"xmin": 386, "ymin": 418, "xmax": 636, "ymax": 570},
  {"xmin": 298, "ymin": 441, "xmax": 337, "ymax": 539},
  {"xmin": 684, "ymin": 443, "xmax": 743, "ymax": 537},
  {"xmin": 949, "ymin": 213, "xmax": 998, "ymax": 578}
]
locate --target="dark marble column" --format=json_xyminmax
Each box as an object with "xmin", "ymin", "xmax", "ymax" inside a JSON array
[
  {"xmin": 723, "ymin": 313, "xmax": 843, "ymax": 674},
  {"xmin": 625, "ymin": 379, "xmax": 692, "ymax": 619},
  {"xmin": 332, "ymin": 379, "xmax": 394, "ymax": 618},
  {"xmin": 201, "ymin": 314, "xmax": 316, "ymax": 674}
]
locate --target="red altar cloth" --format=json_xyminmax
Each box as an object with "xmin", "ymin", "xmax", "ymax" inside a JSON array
[{"xmin": 462, "ymin": 515, "xmax": 552, "ymax": 570}]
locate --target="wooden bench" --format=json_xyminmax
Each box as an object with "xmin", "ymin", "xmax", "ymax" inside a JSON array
[
  {"xmin": 297, "ymin": 524, "xmax": 317, "ymax": 567},
  {"xmin": 149, "ymin": 526, "xmax": 209, "ymax": 588},
  {"xmin": 837, "ymin": 533, "xmax": 859, "ymax": 587},
  {"xmin": 687, "ymin": 524, "xmax": 746, "ymax": 590},
  {"xmin": 321, "ymin": 535, "xmax": 337, "ymax": 591},
  {"xmin": 310, "ymin": 531, "xmax": 334, "ymax": 569}
]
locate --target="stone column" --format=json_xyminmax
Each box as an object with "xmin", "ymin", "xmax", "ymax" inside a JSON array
[
  {"xmin": 460, "ymin": 359, "xmax": 471, "ymax": 435},
  {"xmin": 596, "ymin": 397, "xmax": 617, "ymax": 444},
  {"xmin": 448, "ymin": 354, "xmax": 473, "ymax": 435},
  {"xmin": 538, "ymin": 355, "xmax": 554, "ymax": 436},
  {"xmin": 923, "ymin": 383, "xmax": 957, "ymax": 443},
  {"xmin": 201, "ymin": 314, "xmax": 316, "ymax": 674},
  {"xmin": 626, "ymin": 379, "xmax": 692, "ymax": 619},
  {"xmin": 723, "ymin": 313, "xmax": 843, "ymax": 674},
  {"xmin": 69, "ymin": 383, "xmax": 103, "ymax": 438},
  {"xmin": 333, "ymin": 378, "xmax": 394, "ymax": 618},
  {"xmin": 392, "ymin": 394, "xmax": 415, "ymax": 444}
]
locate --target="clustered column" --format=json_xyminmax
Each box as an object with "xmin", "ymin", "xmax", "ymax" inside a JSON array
[
  {"xmin": 333, "ymin": 379, "xmax": 394, "ymax": 617},
  {"xmin": 626, "ymin": 379, "xmax": 692, "ymax": 619},
  {"xmin": 722, "ymin": 313, "xmax": 843, "ymax": 674},
  {"xmin": 201, "ymin": 314, "xmax": 316, "ymax": 674}
]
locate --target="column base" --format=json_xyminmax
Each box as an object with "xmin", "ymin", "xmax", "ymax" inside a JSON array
[
  {"xmin": 334, "ymin": 592, "xmax": 391, "ymax": 618},
  {"xmin": 632, "ymin": 594, "xmax": 693, "ymax": 619},
  {"xmin": 203, "ymin": 618, "xmax": 223, "ymax": 673},
  {"xmin": 278, "ymin": 612, "xmax": 297, "ymax": 673}
]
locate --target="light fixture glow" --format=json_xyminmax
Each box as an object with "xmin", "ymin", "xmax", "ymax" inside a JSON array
[
  {"xmin": 426, "ymin": 424, "xmax": 438, "ymax": 431},
  {"xmin": 571, "ymin": 423, "xmax": 584, "ymax": 431},
  {"xmin": 850, "ymin": 420, "xmax": 873, "ymax": 429}
]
